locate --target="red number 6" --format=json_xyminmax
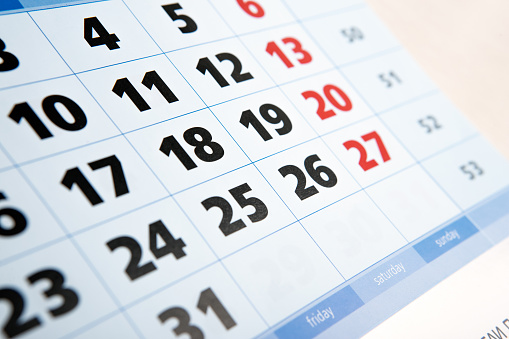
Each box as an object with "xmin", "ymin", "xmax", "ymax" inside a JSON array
[{"xmin": 237, "ymin": 0, "xmax": 265, "ymax": 18}]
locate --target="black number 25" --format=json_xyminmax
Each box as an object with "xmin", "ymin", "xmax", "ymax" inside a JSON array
[{"xmin": 202, "ymin": 183, "xmax": 268, "ymax": 236}]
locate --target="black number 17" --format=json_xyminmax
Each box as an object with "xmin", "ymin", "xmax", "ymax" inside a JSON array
[{"xmin": 61, "ymin": 155, "xmax": 129, "ymax": 206}]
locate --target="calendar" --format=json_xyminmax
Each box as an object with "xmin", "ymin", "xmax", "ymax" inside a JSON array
[{"xmin": 1, "ymin": 0, "xmax": 509, "ymax": 338}]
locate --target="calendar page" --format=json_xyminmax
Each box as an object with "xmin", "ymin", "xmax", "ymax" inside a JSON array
[{"xmin": 1, "ymin": 0, "xmax": 509, "ymax": 338}]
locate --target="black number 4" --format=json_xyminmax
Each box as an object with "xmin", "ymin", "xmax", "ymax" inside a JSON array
[
  {"xmin": 202, "ymin": 183, "xmax": 268, "ymax": 236},
  {"xmin": 61, "ymin": 155, "xmax": 129, "ymax": 206},
  {"xmin": 84, "ymin": 17, "xmax": 120, "ymax": 50}
]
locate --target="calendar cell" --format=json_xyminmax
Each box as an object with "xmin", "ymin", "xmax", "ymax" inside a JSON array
[
  {"xmin": 211, "ymin": 0, "xmax": 294, "ymax": 35},
  {"xmin": 123, "ymin": 0, "xmax": 233, "ymax": 53},
  {"xmin": 0, "ymin": 241, "xmax": 117, "ymax": 339},
  {"xmin": 0, "ymin": 169, "xmax": 64, "ymax": 263},
  {"xmin": 127, "ymin": 109, "xmax": 249, "ymax": 193},
  {"xmin": 0, "ymin": 13, "xmax": 71, "ymax": 89},
  {"xmin": 75, "ymin": 198, "xmax": 215, "ymax": 305},
  {"xmin": 256, "ymin": 139, "xmax": 360, "ymax": 219},
  {"xmin": 127, "ymin": 263, "xmax": 266, "ymax": 339},
  {"xmin": 0, "ymin": 75, "xmax": 118, "ymax": 164},
  {"xmin": 21, "ymin": 136, "xmax": 167, "ymax": 233},
  {"xmin": 380, "ymin": 93, "xmax": 478, "ymax": 160},
  {"xmin": 422, "ymin": 137, "xmax": 509, "ymax": 210},
  {"xmin": 223, "ymin": 223, "xmax": 343, "ymax": 326},
  {"xmin": 210, "ymin": 87, "xmax": 315, "ymax": 161},
  {"xmin": 322, "ymin": 117, "xmax": 414, "ymax": 187},
  {"xmin": 72, "ymin": 314, "xmax": 139, "ymax": 339},
  {"xmin": 284, "ymin": 0, "xmax": 364, "ymax": 20},
  {"xmin": 0, "ymin": 150, "xmax": 11, "ymax": 171},
  {"xmin": 30, "ymin": 0, "xmax": 160, "ymax": 73},
  {"xmin": 168, "ymin": 37, "xmax": 274, "ymax": 106},
  {"xmin": 78, "ymin": 54, "xmax": 205, "ymax": 133},
  {"xmin": 300, "ymin": 191, "xmax": 407, "ymax": 279},
  {"xmin": 280, "ymin": 69, "xmax": 374, "ymax": 136},
  {"xmin": 175, "ymin": 165, "xmax": 295, "ymax": 258},
  {"xmin": 366, "ymin": 166, "xmax": 460, "ymax": 242},
  {"xmin": 340, "ymin": 50, "xmax": 436, "ymax": 112},
  {"xmin": 303, "ymin": 7, "xmax": 400, "ymax": 66},
  {"xmin": 241, "ymin": 24, "xmax": 333, "ymax": 84}
]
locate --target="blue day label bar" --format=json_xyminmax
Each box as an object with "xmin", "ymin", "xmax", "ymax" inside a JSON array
[
  {"xmin": 469, "ymin": 189, "xmax": 509, "ymax": 229},
  {"xmin": 413, "ymin": 216, "xmax": 479, "ymax": 263},
  {"xmin": 274, "ymin": 286, "xmax": 364, "ymax": 339},
  {"xmin": 350, "ymin": 248, "xmax": 426, "ymax": 303}
]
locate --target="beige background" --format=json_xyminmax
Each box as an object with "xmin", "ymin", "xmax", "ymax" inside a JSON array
[
  {"xmin": 360, "ymin": 4, "xmax": 509, "ymax": 337},
  {"xmin": 365, "ymin": 0, "xmax": 509, "ymax": 159}
]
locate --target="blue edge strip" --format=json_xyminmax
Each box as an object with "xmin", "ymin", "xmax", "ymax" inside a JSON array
[
  {"xmin": 274, "ymin": 188, "xmax": 509, "ymax": 339},
  {"xmin": 0, "ymin": 0, "xmax": 103, "ymax": 13},
  {"xmin": 0, "ymin": 0, "xmax": 23, "ymax": 11}
]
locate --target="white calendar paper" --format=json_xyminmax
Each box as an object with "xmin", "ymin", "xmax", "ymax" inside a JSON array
[{"xmin": 1, "ymin": 0, "xmax": 509, "ymax": 338}]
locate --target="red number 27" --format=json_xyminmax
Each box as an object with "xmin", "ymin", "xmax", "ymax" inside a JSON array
[{"xmin": 343, "ymin": 131, "xmax": 391, "ymax": 171}]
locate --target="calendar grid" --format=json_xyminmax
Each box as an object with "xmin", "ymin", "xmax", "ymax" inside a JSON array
[
  {"xmin": 0, "ymin": 129, "xmax": 482, "ymax": 270},
  {"xmin": 201, "ymin": 0, "xmax": 358, "ymax": 280},
  {"xmin": 2, "ymin": 1, "xmax": 509, "ymax": 338},
  {"xmin": 295, "ymin": 2, "xmax": 366, "ymax": 22},
  {"xmin": 375, "ymin": 88, "xmax": 440, "ymax": 115},
  {"xmin": 24, "ymin": 10, "xmax": 179, "ymax": 338},
  {"xmin": 12, "ymin": 160, "xmax": 145, "ymax": 338},
  {"xmin": 277, "ymin": 0, "xmax": 465, "ymax": 216},
  {"xmin": 118, "ymin": 0, "xmax": 346, "ymax": 324},
  {"xmin": 254, "ymin": 184, "xmax": 509, "ymax": 338},
  {"xmin": 246, "ymin": 0, "xmax": 413, "ymax": 246}
]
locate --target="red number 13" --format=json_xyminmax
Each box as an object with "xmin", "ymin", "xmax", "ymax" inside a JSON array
[{"xmin": 266, "ymin": 37, "xmax": 312, "ymax": 68}]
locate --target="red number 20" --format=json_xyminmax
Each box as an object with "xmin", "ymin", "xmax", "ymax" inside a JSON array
[
  {"xmin": 343, "ymin": 131, "xmax": 391, "ymax": 171},
  {"xmin": 302, "ymin": 84, "xmax": 353, "ymax": 120}
]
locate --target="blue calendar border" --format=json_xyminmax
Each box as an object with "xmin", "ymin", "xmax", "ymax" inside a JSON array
[
  {"xmin": 0, "ymin": 0, "xmax": 105, "ymax": 15},
  {"xmin": 259, "ymin": 185, "xmax": 509, "ymax": 339}
]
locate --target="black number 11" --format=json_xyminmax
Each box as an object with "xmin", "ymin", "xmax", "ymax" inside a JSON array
[{"xmin": 112, "ymin": 70, "xmax": 179, "ymax": 112}]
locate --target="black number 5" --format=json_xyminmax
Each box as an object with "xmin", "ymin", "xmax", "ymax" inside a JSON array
[{"xmin": 162, "ymin": 3, "xmax": 198, "ymax": 33}]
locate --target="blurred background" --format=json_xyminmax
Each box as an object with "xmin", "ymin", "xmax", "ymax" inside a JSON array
[{"xmin": 366, "ymin": 0, "xmax": 509, "ymax": 159}]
